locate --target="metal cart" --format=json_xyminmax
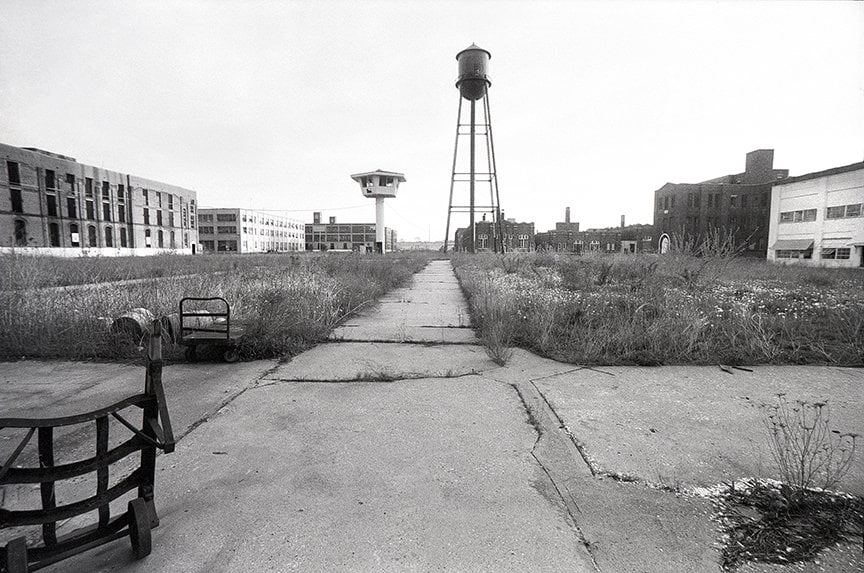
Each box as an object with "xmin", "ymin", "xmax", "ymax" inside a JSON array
[
  {"xmin": 179, "ymin": 297, "xmax": 243, "ymax": 363},
  {"xmin": 0, "ymin": 321, "xmax": 175, "ymax": 573}
]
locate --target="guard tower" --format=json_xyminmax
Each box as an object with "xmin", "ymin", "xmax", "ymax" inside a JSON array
[
  {"xmin": 351, "ymin": 169, "xmax": 405, "ymax": 254},
  {"xmin": 443, "ymin": 43, "xmax": 503, "ymax": 253}
]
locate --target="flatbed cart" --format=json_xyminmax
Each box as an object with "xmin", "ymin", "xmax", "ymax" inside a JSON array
[
  {"xmin": 179, "ymin": 297, "xmax": 243, "ymax": 363},
  {"xmin": 0, "ymin": 320, "xmax": 175, "ymax": 573}
]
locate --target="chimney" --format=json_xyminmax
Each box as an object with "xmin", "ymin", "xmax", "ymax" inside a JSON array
[
  {"xmin": 329, "ymin": 216, "xmax": 336, "ymax": 224},
  {"xmin": 313, "ymin": 212, "xmax": 321, "ymax": 224},
  {"xmin": 620, "ymin": 215, "xmax": 625, "ymax": 228},
  {"xmin": 565, "ymin": 207, "xmax": 570, "ymax": 224}
]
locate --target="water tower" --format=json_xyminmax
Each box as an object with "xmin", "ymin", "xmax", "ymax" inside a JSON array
[
  {"xmin": 443, "ymin": 43, "xmax": 503, "ymax": 253},
  {"xmin": 351, "ymin": 169, "xmax": 405, "ymax": 253}
]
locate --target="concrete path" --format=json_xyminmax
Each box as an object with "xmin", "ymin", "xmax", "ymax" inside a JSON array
[{"xmin": 2, "ymin": 259, "xmax": 862, "ymax": 572}]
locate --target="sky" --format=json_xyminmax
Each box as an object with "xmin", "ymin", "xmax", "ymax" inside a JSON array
[{"xmin": 1, "ymin": 1, "xmax": 862, "ymax": 242}]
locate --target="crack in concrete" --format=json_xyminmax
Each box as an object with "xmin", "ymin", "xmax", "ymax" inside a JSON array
[
  {"xmin": 528, "ymin": 380, "xmax": 598, "ymax": 477},
  {"xmin": 327, "ymin": 338, "xmax": 481, "ymax": 346},
  {"xmin": 509, "ymin": 381, "xmax": 601, "ymax": 571},
  {"xmin": 261, "ymin": 370, "xmax": 487, "ymax": 385}
]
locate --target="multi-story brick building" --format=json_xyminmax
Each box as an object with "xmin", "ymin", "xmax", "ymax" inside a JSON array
[
  {"xmin": 653, "ymin": 149, "xmax": 789, "ymax": 255},
  {"xmin": 1, "ymin": 142, "xmax": 199, "ymax": 255},
  {"xmin": 197, "ymin": 208, "xmax": 304, "ymax": 253},
  {"xmin": 454, "ymin": 217, "xmax": 535, "ymax": 253},
  {"xmin": 304, "ymin": 212, "xmax": 396, "ymax": 253},
  {"xmin": 767, "ymin": 161, "xmax": 864, "ymax": 267}
]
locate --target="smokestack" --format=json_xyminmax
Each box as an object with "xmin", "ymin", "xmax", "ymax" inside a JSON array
[
  {"xmin": 329, "ymin": 216, "xmax": 336, "ymax": 224},
  {"xmin": 313, "ymin": 212, "xmax": 321, "ymax": 224},
  {"xmin": 565, "ymin": 207, "xmax": 570, "ymax": 224},
  {"xmin": 620, "ymin": 215, "xmax": 625, "ymax": 228}
]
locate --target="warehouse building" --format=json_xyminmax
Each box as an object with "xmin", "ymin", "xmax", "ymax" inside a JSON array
[
  {"xmin": 1, "ymin": 142, "xmax": 199, "ymax": 255},
  {"xmin": 454, "ymin": 215, "xmax": 535, "ymax": 253},
  {"xmin": 653, "ymin": 149, "xmax": 788, "ymax": 256},
  {"xmin": 197, "ymin": 208, "xmax": 304, "ymax": 253},
  {"xmin": 767, "ymin": 161, "xmax": 864, "ymax": 267},
  {"xmin": 305, "ymin": 212, "xmax": 396, "ymax": 252}
]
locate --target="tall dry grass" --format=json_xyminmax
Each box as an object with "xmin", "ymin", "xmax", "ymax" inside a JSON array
[
  {"xmin": 453, "ymin": 251, "xmax": 864, "ymax": 366},
  {"xmin": 0, "ymin": 252, "xmax": 429, "ymax": 361}
]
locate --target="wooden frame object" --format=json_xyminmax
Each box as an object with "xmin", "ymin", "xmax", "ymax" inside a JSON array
[{"xmin": 0, "ymin": 320, "xmax": 175, "ymax": 572}]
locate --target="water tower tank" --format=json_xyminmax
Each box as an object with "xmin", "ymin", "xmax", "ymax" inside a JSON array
[{"xmin": 456, "ymin": 44, "xmax": 491, "ymax": 101}]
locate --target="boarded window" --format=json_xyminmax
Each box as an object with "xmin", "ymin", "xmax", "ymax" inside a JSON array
[
  {"xmin": 49, "ymin": 223, "xmax": 60, "ymax": 246},
  {"xmin": 14, "ymin": 219, "xmax": 27, "ymax": 246},
  {"xmin": 70, "ymin": 224, "xmax": 80, "ymax": 246},
  {"xmin": 7, "ymin": 161, "xmax": 20, "ymax": 185},
  {"xmin": 10, "ymin": 189, "xmax": 23, "ymax": 213}
]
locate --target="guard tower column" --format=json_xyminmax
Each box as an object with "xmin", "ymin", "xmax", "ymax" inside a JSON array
[{"xmin": 351, "ymin": 169, "xmax": 406, "ymax": 254}]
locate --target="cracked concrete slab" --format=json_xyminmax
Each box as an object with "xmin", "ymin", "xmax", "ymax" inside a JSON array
[
  {"xmin": 535, "ymin": 365, "xmax": 864, "ymax": 496},
  {"xmin": 266, "ymin": 341, "xmax": 494, "ymax": 381},
  {"xmin": 42, "ymin": 377, "xmax": 597, "ymax": 572}
]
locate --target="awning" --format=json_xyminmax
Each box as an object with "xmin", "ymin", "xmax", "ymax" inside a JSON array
[{"xmin": 771, "ymin": 239, "xmax": 813, "ymax": 251}]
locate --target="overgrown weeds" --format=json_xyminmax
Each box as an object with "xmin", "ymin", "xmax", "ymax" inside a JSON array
[
  {"xmin": 452, "ymin": 251, "xmax": 864, "ymax": 366},
  {"xmin": 0, "ymin": 252, "xmax": 429, "ymax": 361}
]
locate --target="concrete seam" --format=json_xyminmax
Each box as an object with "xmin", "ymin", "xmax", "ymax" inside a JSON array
[
  {"xmin": 510, "ymin": 382, "xmax": 601, "ymax": 572},
  {"xmin": 530, "ymin": 380, "xmax": 597, "ymax": 477}
]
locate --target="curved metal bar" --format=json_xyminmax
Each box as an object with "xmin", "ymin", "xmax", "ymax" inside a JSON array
[{"xmin": 0, "ymin": 394, "xmax": 151, "ymax": 428}]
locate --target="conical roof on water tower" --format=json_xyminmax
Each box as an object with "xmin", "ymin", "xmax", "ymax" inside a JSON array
[{"xmin": 455, "ymin": 43, "xmax": 491, "ymax": 101}]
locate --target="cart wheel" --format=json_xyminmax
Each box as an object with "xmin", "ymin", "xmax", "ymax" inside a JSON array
[
  {"xmin": 129, "ymin": 498, "xmax": 152, "ymax": 560},
  {"xmin": 3, "ymin": 536, "xmax": 28, "ymax": 573},
  {"xmin": 223, "ymin": 348, "xmax": 240, "ymax": 363},
  {"xmin": 184, "ymin": 345, "xmax": 197, "ymax": 362}
]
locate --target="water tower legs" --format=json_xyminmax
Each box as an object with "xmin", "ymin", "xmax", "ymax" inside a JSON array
[{"xmin": 376, "ymin": 197, "xmax": 386, "ymax": 254}]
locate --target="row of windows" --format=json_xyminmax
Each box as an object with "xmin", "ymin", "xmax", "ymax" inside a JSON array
[
  {"xmin": 776, "ymin": 248, "xmax": 851, "ymax": 260},
  {"xmin": 825, "ymin": 203, "xmax": 862, "ymax": 219},
  {"xmin": 11, "ymin": 219, "xmax": 130, "ymax": 248},
  {"xmin": 659, "ymin": 192, "xmax": 769, "ymax": 211}
]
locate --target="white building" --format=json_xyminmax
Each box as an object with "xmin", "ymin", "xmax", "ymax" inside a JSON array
[
  {"xmin": 198, "ymin": 208, "xmax": 304, "ymax": 253},
  {"xmin": 767, "ymin": 161, "xmax": 864, "ymax": 268}
]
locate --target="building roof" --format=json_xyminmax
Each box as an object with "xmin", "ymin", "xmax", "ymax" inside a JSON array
[
  {"xmin": 773, "ymin": 160, "xmax": 864, "ymax": 186},
  {"xmin": 350, "ymin": 170, "xmax": 406, "ymax": 182}
]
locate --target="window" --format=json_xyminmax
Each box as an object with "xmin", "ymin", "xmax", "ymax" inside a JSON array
[
  {"xmin": 103, "ymin": 203, "xmax": 111, "ymax": 221},
  {"xmin": 86, "ymin": 200, "xmax": 95, "ymax": 220},
  {"xmin": 519, "ymin": 234, "xmax": 529, "ymax": 249},
  {"xmin": 199, "ymin": 213, "xmax": 212, "ymax": 222},
  {"xmin": 47, "ymin": 194, "xmax": 57, "ymax": 216},
  {"xmin": 826, "ymin": 206, "xmax": 845, "ymax": 219},
  {"xmin": 105, "ymin": 226, "xmax": 113, "ymax": 247},
  {"xmin": 143, "ymin": 208, "xmax": 150, "ymax": 225},
  {"xmin": 143, "ymin": 189, "xmax": 149, "ymax": 205},
  {"xmin": 120, "ymin": 227, "xmax": 128, "ymax": 248},
  {"xmin": 847, "ymin": 204, "xmax": 862, "ymax": 218},
  {"xmin": 49, "ymin": 223, "xmax": 60, "ymax": 246},
  {"xmin": 85, "ymin": 178, "xmax": 93, "ymax": 197},
  {"xmin": 14, "ymin": 220, "xmax": 27, "ymax": 246},
  {"xmin": 10, "ymin": 189, "xmax": 22, "ymax": 213},
  {"xmin": 6, "ymin": 161, "xmax": 20, "ymax": 185},
  {"xmin": 821, "ymin": 247, "xmax": 850, "ymax": 260},
  {"xmin": 118, "ymin": 184, "xmax": 125, "ymax": 200},
  {"xmin": 118, "ymin": 205, "xmax": 126, "ymax": 223},
  {"xmin": 170, "ymin": 231, "xmax": 176, "ymax": 248},
  {"xmin": 217, "ymin": 226, "xmax": 236, "ymax": 234},
  {"xmin": 478, "ymin": 234, "xmax": 488, "ymax": 249},
  {"xmin": 157, "ymin": 210, "xmax": 163, "ymax": 226},
  {"xmin": 66, "ymin": 174, "xmax": 75, "ymax": 193},
  {"xmin": 158, "ymin": 230, "xmax": 164, "ymax": 248},
  {"xmin": 102, "ymin": 181, "xmax": 110, "ymax": 200},
  {"xmin": 67, "ymin": 197, "xmax": 77, "ymax": 218},
  {"xmin": 45, "ymin": 169, "xmax": 55, "ymax": 189},
  {"xmin": 87, "ymin": 225, "xmax": 97, "ymax": 247},
  {"xmin": 145, "ymin": 229, "xmax": 152, "ymax": 247},
  {"xmin": 216, "ymin": 213, "xmax": 237, "ymax": 222},
  {"xmin": 730, "ymin": 195, "xmax": 738, "ymax": 207},
  {"xmin": 199, "ymin": 226, "xmax": 214, "ymax": 234},
  {"xmin": 70, "ymin": 224, "xmax": 80, "ymax": 246},
  {"xmin": 156, "ymin": 191, "xmax": 162, "ymax": 207},
  {"xmin": 780, "ymin": 209, "xmax": 817, "ymax": 223},
  {"xmin": 168, "ymin": 195, "xmax": 174, "ymax": 210}
]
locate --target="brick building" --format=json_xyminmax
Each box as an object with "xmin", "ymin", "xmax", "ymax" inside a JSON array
[
  {"xmin": 653, "ymin": 150, "xmax": 788, "ymax": 255},
  {"xmin": 1, "ymin": 142, "xmax": 199, "ymax": 256},
  {"xmin": 198, "ymin": 208, "xmax": 304, "ymax": 253},
  {"xmin": 305, "ymin": 212, "xmax": 396, "ymax": 253},
  {"xmin": 454, "ymin": 217, "xmax": 535, "ymax": 253}
]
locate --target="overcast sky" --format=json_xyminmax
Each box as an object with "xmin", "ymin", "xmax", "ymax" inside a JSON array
[{"xmin": 1, "ymin": 1, "xmax": 862, "ymax": 241}]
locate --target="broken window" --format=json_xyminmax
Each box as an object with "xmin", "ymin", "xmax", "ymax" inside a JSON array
[
  {"xmin": 105, "ymin": 226, "xmax": 113, "ymax": 247},
  {"xmin": 45, "ymin": 169, "xmax": 55, "ymax": 189},
  {"xmin": 67, "ymin": 197, "xmax": 77, "ymax": 218},
  {"xmin": 14, "ymin": 219, "xmax": 27, "ymax": 246},
  {"xmin": 47, "ymin": 194, "xmax": 57, "ymax": 216},
  {"xmin": 7, "ymin": 161, "xmax": 20, "ymax": 185},
  {"xmin": 120, "ymin": 227, "xmax": 128, "ymax": 248},
  {"xmin": 49, "ymin": 223, "xmax": 60, "ymax": 246},
  {"xmin": 10, "ymin": 189, "xmax": 23, "ymax": 213}
]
